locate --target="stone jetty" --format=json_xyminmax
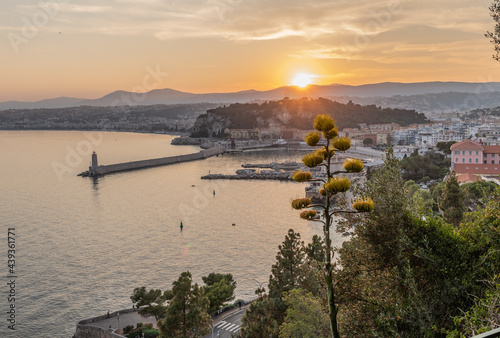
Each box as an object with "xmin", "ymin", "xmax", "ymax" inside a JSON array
[
  {"xmin": 201, "ymin": 171, "xmax": 293, "ymax": 181},
  {"xmin": 241, "ymin": 161, "xmax": 301, "ymax": 170},
  {"xmin": 78, "ymin": 147, "xmax": 224, "ymax": 177}
]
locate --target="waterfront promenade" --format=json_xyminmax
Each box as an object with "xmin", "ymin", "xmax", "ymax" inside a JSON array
[
  {"xmin": 73, "ymin": 308, "xmax": 152, "ymax": 337},
  {"xmin": 74, "ymin": 304, "xmax": 251, "ymax": 338},
  {"xmin": 88, "ymin": 309, "xmax": 156, "ymax": 332}
]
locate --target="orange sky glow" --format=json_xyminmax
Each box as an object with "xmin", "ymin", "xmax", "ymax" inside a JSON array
[{"xmin": 2, "ymin": 0, "xmax": 500, "ymax": 101}]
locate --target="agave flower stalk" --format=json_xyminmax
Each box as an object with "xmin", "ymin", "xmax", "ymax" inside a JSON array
[{"xmin": 290, "ymin": 114, "xmax": 373, "ymax": 338}]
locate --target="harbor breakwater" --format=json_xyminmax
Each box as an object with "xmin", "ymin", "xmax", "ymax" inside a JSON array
[
  {"xmin": 79, "ymin": 146, "xmax": 224, "ymax": 177},
  {"xmin": 201, "ymin": 172, "xmax": 293, "ymax": 181}
]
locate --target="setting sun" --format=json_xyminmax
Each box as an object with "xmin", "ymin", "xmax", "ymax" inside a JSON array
[{"xmin": 291, "ymin": 73, "xmax": 315, "ymax": 87}]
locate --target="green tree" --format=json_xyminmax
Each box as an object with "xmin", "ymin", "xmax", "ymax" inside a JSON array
[
  {"xmin": 487, "ymin": 0, "xmax": 500, "ymax": 61},
  {"xmin": 400, "ymin": 151, "xmax": 448, "ymax": 183},
  {"xmin": 461, "ymin": 180, "xmax": 497, "ymax": 211},
  {"xmin": 302, "ymin": 235, "xmax": 327, "ymax": 298},
  {"xmin": 438, "ymin": 170, "xmax": 465, "ymax": 227},
  {"xmin": 335, "ymin": 149, "xmax": 466, "ymax": 336},
  {"xmin": 279, "ymin": 288, "xmax": 330, "ymax": 338},
  {"xmin": 130, "ymin": 287, "xmax": 167, "ymax": 321},
  {"xmin": 268, "ymin": 229, "xmax": 306, "ymax": 299},
  {"xmin": 305, "ymin": 234, "xmax": 325, "ymax": 263},
  {"xmin": 267, "ymin": 229, "xmax": 308, "ymax": 335},
  {"xmin": 240, "ymin": 295, "xmax": 278, "ymax": 337},
  {"xmin": 450, "ymin": 187, "xmax": 500, "ymax": 335},
  {"xmin": 404, "ymin": 179, "xmax": 420, "ymax": 199},
  {"xmin": 411, "ymin": 188, "xmax": 435, "ymax": 215},
  {"xmin": 456, "ymin": 185, "xmax": 500, "ymax": 282},
  {"xmin": 201, "ymin": 273, "xmax": 236, "ymax": 315},
  {"xmin": 290, "ymin": 114, "xmax": 372, "ymax": 338},
  {"xmin": 436, "ymin": 141, "xmax": 457, "ymax": 154},
  {"xmin": 157, "ymin": 271, "xmax": 211, "ymax": 338},
  {"xmin": 450, "ymin": 277, "xmax": 500, "ymax": 337},
  {"xmin": 362, "ymin": 137, "xmax": 373, "ymax": 146},
  {"xmin": 241, "ymin": 230, "xmax": 324, "ymax": 337}
]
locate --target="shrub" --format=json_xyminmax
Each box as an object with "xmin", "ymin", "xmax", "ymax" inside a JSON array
[{"xmin": 123, "ymin": 325, "xmax": 134, "ymax": 334}]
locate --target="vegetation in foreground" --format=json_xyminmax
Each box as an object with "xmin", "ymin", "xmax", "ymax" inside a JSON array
[
  {"xmin": 130, "ymin": 115, "xmax": 499, "ymax": 337},
  {"xmin": 240, "ymin": 147, "xmax": 500, "ymax": 337},
  {"xmin": 130, "ymin": 272, "xmax": 237, "ymax": 338},
  {"xmin": 129, "ymin": 145, "xmax": 499, "ymax": 337}
]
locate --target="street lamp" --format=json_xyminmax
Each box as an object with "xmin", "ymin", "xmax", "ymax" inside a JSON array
[{"xmin": 117, "ymin": 312, "xmax": 120, "ymax": 332}]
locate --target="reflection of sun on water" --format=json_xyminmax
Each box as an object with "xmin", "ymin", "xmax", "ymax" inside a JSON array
[
  {"xmin": 291, "ymin": 73, "xmax": 315, "ymax": 87},
  {"xmin": 180, "ymin": 242, "xmax": 193, "ymax": 258}
]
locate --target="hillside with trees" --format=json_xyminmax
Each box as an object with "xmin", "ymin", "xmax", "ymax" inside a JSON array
[{"xmin": 191, "ymin": 97, "xmax": 429, "ymax": 137}]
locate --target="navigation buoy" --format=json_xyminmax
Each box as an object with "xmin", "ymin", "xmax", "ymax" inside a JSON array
[
  {"xmin": 180, "ymin": 221, "xmax": 184, "ymax": 231},
  {"xmin": 213, "ymin": 190, "xmax": 215, "ymax": 196}
]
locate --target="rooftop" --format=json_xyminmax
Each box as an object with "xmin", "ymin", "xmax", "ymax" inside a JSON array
[
  {"xmin": 450, "ymin": 139, "xmax": 483, "ymax": 150},
  {"xmin": 456, "ymin": 172, "xmax": 481, "ymax": 184},
  {"xmin": 483, "ymin": 145, "xmax": 500, "ymax": 154},
  {"xmin": 454, "ymin": 163, "xmax": 500, "ymax": 175}
]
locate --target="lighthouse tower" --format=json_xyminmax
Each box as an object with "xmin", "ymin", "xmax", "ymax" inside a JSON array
[{"xmin": 91, "ymin": 151, "xmax": 98, "ymax": 168}]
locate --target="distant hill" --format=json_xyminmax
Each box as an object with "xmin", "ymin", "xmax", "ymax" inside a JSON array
[
  {"xmin": 336, "ymin": 91, "xmax": 500, "ymax": 115},
  {"xmin": 3, "ymin": 81, "xmax": 500, "ymax": 111},
  {"xmin": 190, "ymin": 97, "xmax": 429, "ymax": 137},
  {"xmin": 0, "ymin": 97, "xmax": 86, "ymax": 110}
]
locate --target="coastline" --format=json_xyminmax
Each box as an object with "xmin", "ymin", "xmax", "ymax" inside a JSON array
[{"xmin": 0, "ymin": 127, "xmax": 187, "ymax": 137}]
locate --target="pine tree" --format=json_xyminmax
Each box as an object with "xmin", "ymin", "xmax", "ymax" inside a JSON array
[
  {"xmin": 268, "ymin": 229, "xmax": 306, "ymax": 299},
  {"xmin": 241, "ymin": 229, "xmax": 311, "ymax": 337},
  {"xmin": 487, "ymin": 0, "xmax": 500, "ymax": 61},
  {"xmin": 130, "ymin": 287, "xmax": 167, "ymax": 321},
  {"xmin": 438, "ymin": 170, "xmax": 465, "ymax": 227},
  {"xmin": 240, "ymin": 295, "xmax": 278, "ymax": 337},
  {"xmin": 158, "ymin": 271, "xmax": 211, "ymax": 338},
  {"xmin": 279, "ymin": 288, "xmax": 331, "ymax": 337},
  {"xmin": 201, "ymin": 273, "xmax": 236, "ymax": 315}
]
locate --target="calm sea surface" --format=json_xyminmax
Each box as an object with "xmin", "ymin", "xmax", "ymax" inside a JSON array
[{"xmin": 0, "ymin": 131, "xmax": 345, "ymax": 337}]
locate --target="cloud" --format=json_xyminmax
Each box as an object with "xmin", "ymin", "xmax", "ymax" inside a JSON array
[
  {"xmin": 0, "ymin": 0, "xmax": 494, "ymax": 72},
  {"xmin": 58, "ymin": 4, "xmax": 112, "ymax": 14},
  {"xmin": 0, "ymin": 0, "xmax": 492, "ymax": 43}
]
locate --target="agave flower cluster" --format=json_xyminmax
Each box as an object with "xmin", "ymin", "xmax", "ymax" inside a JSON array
[
  {"xmin": 352, "ymin": 198, "xmax": 375, "ymax": 213},
  {"xmin": 291, "ymin": 198, "xmax": 312, "ymax": 210},
  {"xmin": 291, "ymin": 114, "xmax": 371, "ymax": 212}
]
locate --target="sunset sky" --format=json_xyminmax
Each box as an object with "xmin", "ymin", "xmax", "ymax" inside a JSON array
[{"xmin": 2, "ymin": 0, "xmax": 500, "ymax": 101}]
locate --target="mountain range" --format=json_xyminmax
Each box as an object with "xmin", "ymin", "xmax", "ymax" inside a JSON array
[{"xmin": 3, "ymin": 82, "xmax": 500, "ymax": 112}]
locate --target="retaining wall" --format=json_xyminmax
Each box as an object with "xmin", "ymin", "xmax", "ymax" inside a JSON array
[{"xmin": 74, "ymin": 308, "xmax": 137, "ymax": 338}]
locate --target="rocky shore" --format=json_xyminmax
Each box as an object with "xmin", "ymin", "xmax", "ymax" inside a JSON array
[{"xmin": 171, "ymin": 136, "xmax": 216, "ymax": 149}]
